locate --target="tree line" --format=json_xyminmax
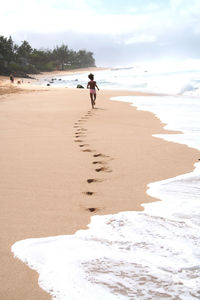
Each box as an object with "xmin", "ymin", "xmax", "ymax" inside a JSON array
[{"xmin": 0, "ymin": 35, "xmax": 96, "ymax": 77}]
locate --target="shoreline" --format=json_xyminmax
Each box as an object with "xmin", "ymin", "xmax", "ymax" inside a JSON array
[
  {"xmin": 0, "ymin": 67, "xmax": 108, "ymax": 88},
  {"xmin": 33, "ymin": 66, "xmax": 109, "ymax": 79},
  {"xmin": 0, "ymin": 67, "xmax": 108, "ymax": 97},
  {"xmin": 0, "ymin": 81, "xmax": 199, "ymax": 299}
]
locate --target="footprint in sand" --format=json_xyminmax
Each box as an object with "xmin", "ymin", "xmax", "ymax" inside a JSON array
[
  {"xmin": 87, "ymin": 178, "xmax": 103, "ymax": 183},
  {"xmin": 93, "ymin": 153, "xmax": 109, "ymax": 158},
  {"xmin": 83, "ymin": 191, "xmax": 94, "ymax": 196},
  {"xmin": 74, "ymin": 139, "xmax": 83, "ymax": 143},
  {"xmin": 79, "ymin": 144, "xmax": 89, "ymax": 147},
  {"xmin": 95, "ymin": 167, "xmax": 111, "ymax": 173},
  {"xmin": 92, "ymin": 161, "xmax": 103, "ymax": 164},
  {"xmin": 80, "ymin": 128, "xmax": 87, "ymax": 131},
  {"xmin": 74, "ymin": 110, "xmax": 112, "ymax": 199},
  {"xmin": 75, "ymin": 134, "xmax": 86, "ymax": 138},
  {"xmin": 87, "ymin": 179, "xmax": 96, "ymax": 183},
  {"xmin": 86, "ymin": 207, "xmax": 98, "ymax": 213},
  {"xmin": 82, "ymin": 149, "xmax": 94, "ymax": 153}
]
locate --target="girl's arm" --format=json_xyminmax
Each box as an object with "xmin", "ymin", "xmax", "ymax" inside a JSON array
[{"xmin": 95, "ymin": 83, "xmax": 99, "ymax": 90}]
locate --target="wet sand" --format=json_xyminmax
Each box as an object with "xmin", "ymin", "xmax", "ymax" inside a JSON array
[{"xmin": 0, "ymin": 80, "xmax": 199, "ymax": 299}]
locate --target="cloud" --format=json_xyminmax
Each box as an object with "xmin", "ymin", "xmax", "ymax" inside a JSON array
[
  {"xmin": 0, "ymin": 2, "xmax": 153, "ymax": 36},
  {"xmin": 170, "ymin": 0, "xmax": 200, "ymax": 16},
  {"xmin": 0, "ymin": 0, "xmax": 94, "ymax": 34},
  {"xmin": 1, "ymin": 0, "xmax": 199, "ymax": 37},
  {"xmin": 146, "ymin": 3, "xmax": 161, "ymax": 11},
  {"xmin": 1, "ymin": 0, "xmax": 200, "ymax": 66},
  {"xmin": 124, "ymin": 34, "xmax": 157, "ymax": 45}
]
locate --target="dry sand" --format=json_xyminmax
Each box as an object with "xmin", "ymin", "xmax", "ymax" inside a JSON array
[{"xmin": 0, "ymin": 75, "xmax": 199, "ymax": 299}]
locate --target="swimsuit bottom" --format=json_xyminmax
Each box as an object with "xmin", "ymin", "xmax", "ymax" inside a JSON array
[{"xmin": 90, "ymin": 89, "xmax": 96, "ymax": 94}]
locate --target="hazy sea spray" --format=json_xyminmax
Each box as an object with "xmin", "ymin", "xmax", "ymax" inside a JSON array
[{"xmin": 41, "ymin": 60, "xmax": 200, "ymax": 96}]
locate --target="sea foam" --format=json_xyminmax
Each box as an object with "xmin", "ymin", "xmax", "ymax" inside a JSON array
[
  {"xmin": 40, "ymin": 60, "xmax": 200, "ymax": 97},
  {"xmin": 12, "ymin": 167, "xmax": 200, "ymax": 300}
]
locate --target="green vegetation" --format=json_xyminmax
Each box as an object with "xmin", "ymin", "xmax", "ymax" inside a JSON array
[{"xmin": 0, "ymin": 35, "xmax": 96, "ymax": 77}]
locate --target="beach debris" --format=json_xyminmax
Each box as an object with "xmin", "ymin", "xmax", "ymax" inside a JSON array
[{"xmin": 76, "ymin": 84, "xmax": 84, "ymax": 89}]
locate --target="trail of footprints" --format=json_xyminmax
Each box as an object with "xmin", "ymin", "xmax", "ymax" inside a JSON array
[{"xmin": 74, "ymin": 109, "xmax": 112, "ymax": 213}]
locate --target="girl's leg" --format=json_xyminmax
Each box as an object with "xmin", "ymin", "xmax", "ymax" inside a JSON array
[{"xmin": 90, "ymin": 93, "xmax": 94, "ymax": 108}]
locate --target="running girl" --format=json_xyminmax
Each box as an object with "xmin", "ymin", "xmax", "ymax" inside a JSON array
[{"xmin": 87, "ymin": 73, "xmax": 99, "ymax": 109}]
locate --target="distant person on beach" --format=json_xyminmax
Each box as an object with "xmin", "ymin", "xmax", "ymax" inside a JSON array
[
  {"xmin": 87, "ymin": 73, "xmax": 99, "ymax": 109},
  {"xmin": 10, "ymin": 74, "xmax": 14, "ymax": 83}
]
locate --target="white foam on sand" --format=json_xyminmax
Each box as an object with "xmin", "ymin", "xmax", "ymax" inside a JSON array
[{"xmin": 12, "ymin": 166, "xmax": 200, "ymax": 299}]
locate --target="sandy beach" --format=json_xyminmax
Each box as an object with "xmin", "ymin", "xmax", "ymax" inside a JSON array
[{"xmin": 0, "ymin": 72, "xmax": 199, "ymax": 299}]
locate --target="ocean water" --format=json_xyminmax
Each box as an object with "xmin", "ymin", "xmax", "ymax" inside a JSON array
[
  {"xmin": 40, "ymin": 59, "xmax": 200, "ymax": 97},
  {"xmin": 12, "ymin": 62, "xmax": 200, "ymax": 299}
]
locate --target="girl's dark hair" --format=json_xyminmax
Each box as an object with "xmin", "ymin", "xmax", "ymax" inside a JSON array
[{"xmin": 88, "ymin": 73, "xmax": 94, "ymax": 80}]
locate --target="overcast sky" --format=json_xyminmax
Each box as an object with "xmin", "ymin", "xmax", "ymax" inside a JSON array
[{"xmin": 1, "ymin": 0, "xmax": 200, "ymax": 66}]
